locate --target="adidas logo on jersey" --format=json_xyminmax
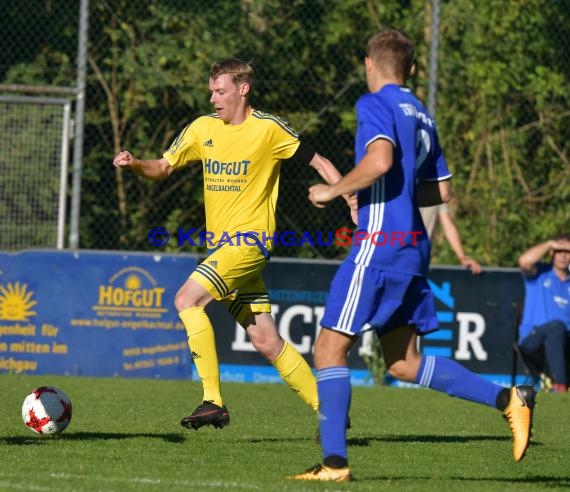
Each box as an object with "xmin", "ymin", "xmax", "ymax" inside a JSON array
[
  {"xmin": 191, "ymin": 351, "xmax": 201, "ymax": 360},
  {"xmin": 203, "ymin": 138, "xmax": 213, "ymax": 147},
  {"xmin": 208, "ymin": 260, "xmax": 218, "ymax": 268}
]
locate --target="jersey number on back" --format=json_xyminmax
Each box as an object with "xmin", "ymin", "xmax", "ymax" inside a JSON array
[{"xmin": 415, "ymin": 128, "xmax": 432, "ymax": 181}]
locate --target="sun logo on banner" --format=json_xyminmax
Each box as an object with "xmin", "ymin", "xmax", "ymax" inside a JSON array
[
  {"xmin": 0, "ymin": 282, "xmax": 38, "ymax": 321},
  {"xmin": 124, "ymin": 274, "xmax": 142, "ymax": 290}
]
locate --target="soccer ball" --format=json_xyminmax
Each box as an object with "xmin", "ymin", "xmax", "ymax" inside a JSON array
[{"xmin": 21, "ymin": 386, "xmax": 72, "ymax": 435}]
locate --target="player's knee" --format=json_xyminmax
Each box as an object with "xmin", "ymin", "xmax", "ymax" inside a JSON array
[
  {"xmin": 173, "ymin": 292, "xmax": 185, "ymax": 311},
  {"xmin": 247, "ymin": 324, "xmax": 281, "ymax": 359},
  {"xmin": 174, "ymin": 280, "xmax": 213, "ymax": 311},
  {"xmin": 313, "ymin": 330, "xmax": 354, "ymax": 368},
  {"xmin": 250, "ymin": 333, "xmax": 280, "ymax": 359},
  {"xmin": 549, "ymin": 320, "xmax": 566, "ymax": 333},
  {"xmin": 249, "ymin": 332, "xmax": 265, "ymax": 352},
  {"xmin": 173, "ymin": 288, "xmax": 200, "ymax": 311}
]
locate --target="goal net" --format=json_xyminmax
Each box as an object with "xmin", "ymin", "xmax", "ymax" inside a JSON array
[{"xmin": 0, "ymin": 96, "xmax": 71, "ymax": 250}]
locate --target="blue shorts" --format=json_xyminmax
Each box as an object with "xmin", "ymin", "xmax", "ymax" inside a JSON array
[{"xmin": 321, "ymin": 262, "xmax": 438, "ymax": 337}]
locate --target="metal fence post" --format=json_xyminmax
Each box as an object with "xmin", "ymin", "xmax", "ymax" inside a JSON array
[
  {"xmin": 69, "ymin": 0, "xmax": 90, "ymax": 249},
  {"xmin": 427, "ymin": 0, "xmax": 440, "ymax": 116}
]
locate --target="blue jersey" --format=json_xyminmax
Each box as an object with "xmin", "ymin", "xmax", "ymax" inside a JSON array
[
  {"xmin": 347, "ymin": 84, "xmax": 451, "ymax": 276},
  {"xmin": 518, "ymin": 263, "xmax": 570, "ymax": 343}
]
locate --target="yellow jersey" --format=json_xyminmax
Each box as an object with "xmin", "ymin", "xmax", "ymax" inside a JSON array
[{"xmin": 163, "ymin": 109, "xmax": 301, "ymax": 249}]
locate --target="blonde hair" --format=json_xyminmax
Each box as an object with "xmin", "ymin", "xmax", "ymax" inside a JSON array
[{"xmin": 210, "ymin": 58, "xmax": 254, "ymax": 88}]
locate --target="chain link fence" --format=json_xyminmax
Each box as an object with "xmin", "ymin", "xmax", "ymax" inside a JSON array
[
  {"xmin": 0, "ymin": 96, "xmax": 71, "ymax": 250},
  {"xmin": 1, "ymin": 0, "xmax": 569, "ymax": 264}
]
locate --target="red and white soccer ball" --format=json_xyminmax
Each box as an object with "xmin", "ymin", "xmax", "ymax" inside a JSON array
[{"xmin": 21, "ymin": 386, "xmax": 72, "ymax": 435}]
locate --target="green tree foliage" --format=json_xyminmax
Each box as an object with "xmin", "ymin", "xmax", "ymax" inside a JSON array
[
  {"xmin": 79, "ymin": 0, "xmax": 415, "ymax": 255},
  {"xmin": 1, "ymin": 0, "xmax": 568, "ymax": 265},
  {"xmin": 433, "ymin": 0, "xmax": 570, "ymax": 266}
]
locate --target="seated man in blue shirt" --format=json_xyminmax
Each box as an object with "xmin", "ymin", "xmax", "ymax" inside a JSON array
[{"xmin": 518, "ymin": 234, "xmax": 570, "ymax": 393}]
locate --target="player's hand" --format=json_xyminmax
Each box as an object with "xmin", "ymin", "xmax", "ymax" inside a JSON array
[
  {"xmin": 344, "ymin": 193, "xmax": 358, "ymax": 226},
  {"xmin": 113, "ymin": 150, "xmax": 135, "ymax": 168},
  {"xmin": 308, "ymin": 184, "xmax": 334, "ymax": 208},
  {"xmin": 350, "ymin": 208, "xmax": 358, "ymax": 226},
  {"xmin": 461, "ymin": 257, "xmax": 482, "ymax": 275},
  {"xmin": 552, "ymin": 239, "xmax": 570, "ymax": 252}
]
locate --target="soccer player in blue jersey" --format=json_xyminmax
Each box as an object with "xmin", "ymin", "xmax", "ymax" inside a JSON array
[
  {"xmin": 114, "ymin": 58, "xmax": 356, "ymax": 432},
  {"xmin": 290, "ymin": 29, "xmax": 536, "ymax": 482}
]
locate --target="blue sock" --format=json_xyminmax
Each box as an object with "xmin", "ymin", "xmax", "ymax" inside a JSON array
[
  {"xmin": 317, "ymin": 366, "xmax": 351, "ymax": 461},
  {"xmin": 415, "ymin": 355, "xmax": 502, "ymax": 408}
]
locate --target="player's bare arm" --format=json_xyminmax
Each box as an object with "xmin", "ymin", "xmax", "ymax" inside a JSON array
[
  {"xmin": 438, "ymin": 209, "xmax": 482, "ymax": 275},
  {"xmin": 518, "ymin": 239, "xmax": 570, "ymax": 276},
  {"xmin": 518, "ymin": 240, "xmax": 553, "ymax": 274},
  {"xmin": 308, "ymin": 152, "xmax": 344, "ymax": 185},
  {"xmin": 416, "ymin": 179, "xmax": 452, "ymax": 207},
  {"xmin": 309, "ymin": 152, "xmax": 358, "ymax": 223},
  {"xmin": 308, "ymin": 139, "xmax": 392, "ymax": 207},
  {"xmin": 113, "ymin": 150, "xmax": 173, "ymax": 181}
]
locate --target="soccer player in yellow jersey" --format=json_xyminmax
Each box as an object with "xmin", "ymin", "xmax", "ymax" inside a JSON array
[{"xmin": 113, "ymin": 58, "xmax": 356, "ymax": 430}]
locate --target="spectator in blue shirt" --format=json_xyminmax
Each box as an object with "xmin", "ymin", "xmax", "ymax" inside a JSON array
[{"xmin": 518, "ymin": 234, "xmax": 570, "ymax": 393}]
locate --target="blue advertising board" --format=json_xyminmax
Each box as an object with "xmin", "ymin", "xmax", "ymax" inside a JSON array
[
  {"xmin": 0, "ymin": 250, "xmax": 196, "ymax": 379},
  {"xmin": 0, "ymin": 250, "xmax": 526, "ymax": 387}
]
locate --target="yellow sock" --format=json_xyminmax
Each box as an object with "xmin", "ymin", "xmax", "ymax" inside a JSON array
[
  {"xmin": 272, "ymin": 341, "xmax": 318, "ymax": 412},
  {"xmin": 179, "ymin": 306, "xmax": 222, "ymax": 407}
]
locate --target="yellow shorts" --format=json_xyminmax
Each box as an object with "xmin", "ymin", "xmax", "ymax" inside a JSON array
[{"xmin": 190, "ymin": 243, "xmax": 271, "ymax": 326}]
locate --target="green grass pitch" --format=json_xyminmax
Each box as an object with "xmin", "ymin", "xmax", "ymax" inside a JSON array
[{"xmin": 1, "ymin": 374, "xmax": 569, "ymax": 491}]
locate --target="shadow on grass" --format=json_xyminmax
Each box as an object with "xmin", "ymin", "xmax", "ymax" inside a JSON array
[
  {"xmin": 240, "ymin": 433, "xmax": 531, "ymax": 446},
  {"xmin": 360, "ymin": 474, "xmax": 569, "ymax": 487},
  {"xmin": 0, "ymin": 431, "xmax": 186, "ymax": 445},
  {"xmin": 240, "ymin": 436, "xmax": 310, "ymax": 444},
  {"xmin": 450, "ymin": 475, "xmax": 570, "ymax": 486},
  {"xmin": 348, "ymin": 433, "xmax": 518, "ymax": 446}
]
